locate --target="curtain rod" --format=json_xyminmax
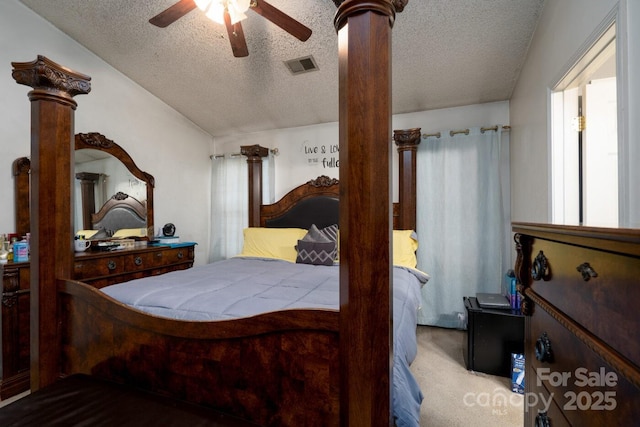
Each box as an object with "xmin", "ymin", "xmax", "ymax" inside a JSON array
[
  {"xmin": 422, "ymin": 125, "xmax": 510, "ymax": 139},
  {"xmin": 210, "ymin": 148, "xmax": 279, "ymax": 160}
]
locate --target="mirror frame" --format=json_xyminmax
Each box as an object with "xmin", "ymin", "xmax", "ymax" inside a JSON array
[
  {"xmin": 12, "ymin": 132, "xmax": 155, "ymax": 240},
  {"xmin": 75, "ymin": 132, "xmax": 155, "ymax": 238}
]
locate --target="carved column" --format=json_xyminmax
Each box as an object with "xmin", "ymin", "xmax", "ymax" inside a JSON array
[
  {"xmin": 12, "ymin": 157, "xmax": 31, "ymax": 238},
  {"xmin": 241, "ymin": 144, "xmax": 269, "ymax": 227},
  {"xmin": 394, "ymin": 128, "xmax": 421, "ymax": 231},
  {"xmin": 12, "ymin": 55, "xmax": 91, "ymax": 390},
  {"xmin": 334, "ymin": 1, "xmax": 403, "ymax": 425},
  {"xmin": 75, "ymin": 172, "xmax": 100, "ymax": 230}
]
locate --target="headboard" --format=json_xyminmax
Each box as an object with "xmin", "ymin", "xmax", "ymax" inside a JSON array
[
  {"xmin": 243, "ymin": 129, "xmax": 422, "ymax": 232},
  {"xmin": 260, "ymin": 175, "xmax": 339, "ymax": 229},
  {"xmin": 90, "ymin": 191, "xmax": 147, "ymax": 235}
]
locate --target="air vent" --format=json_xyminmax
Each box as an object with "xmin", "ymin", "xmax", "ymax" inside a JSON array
[{"xmin": 284, "ymin": 55, "xmax": 319, "ymax": 75}]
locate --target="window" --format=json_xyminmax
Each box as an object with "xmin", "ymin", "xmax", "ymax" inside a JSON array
[{"xmin": 551, "ymin": 23, "xmax": 617, "ymax": 227}]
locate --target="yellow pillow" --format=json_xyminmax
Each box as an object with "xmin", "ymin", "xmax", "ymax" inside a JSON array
[
  {"xmin": 237, "ymin": 227, "xmax": 308, "ymax": 262},
  {"xmin": 75, "ymin": 229, "xmax": 99, "ymax": 239},
  {"xmin": 393, "ymin": 230, "xmax": 419, "ymax": 269},
  {"xmin": 112, "ymin": 228, "xmax": 147, "ymax": 238}
]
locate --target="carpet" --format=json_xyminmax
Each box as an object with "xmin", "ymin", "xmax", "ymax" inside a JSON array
[{"xmin": 411, "ymin": 325, "xmax": 524, "ymax": 426}]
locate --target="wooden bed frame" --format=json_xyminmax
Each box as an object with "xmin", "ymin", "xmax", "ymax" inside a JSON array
[
  {"xmin": 8, "ymin": 1, "xmax": 414, "ymax": 425},
  {"xmin": 54, "ymin": 137, "xmax": 419, "ymax": 426}
]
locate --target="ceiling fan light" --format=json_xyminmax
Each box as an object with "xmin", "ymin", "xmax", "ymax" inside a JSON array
[
  {"xmin": 233, "ymin": 0, "xmax": 251, "ymax": 12},
  {"xmin": 228, "ymin": 10, "xmax": 248, "ymax": 25},
  {"xmin": 205, "ymin": 1, "xmax": 226, "ymax": 25},
  {"xmin": 194, "ymin": 0, "xmax": 212, "ymax": 12},
  {"xmin": 228, "ymin": 0, "xmax": 249, "ymax": 24}
]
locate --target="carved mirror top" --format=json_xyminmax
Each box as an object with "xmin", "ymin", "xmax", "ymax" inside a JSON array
[
  {"xmin": 75, "ymin": 132, "xmax": 155, "ymax": 239},
  {"xmin": 75, "ymin": 133, "xmax": 155, "ymax": 188},
  {"xmin": 13, "ymin": 133, "xmax": 155, "ymax": 239}
]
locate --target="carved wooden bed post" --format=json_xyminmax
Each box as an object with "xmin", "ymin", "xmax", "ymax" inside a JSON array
[
  {"xmin": 394, "ymin": 128, "xmax": 421, "ymax": 231},
  {"xmin": 11, "ymin": 56, "xmax": 91, "ymax": 390},
  {"xmin": 241, "ymin": 144, "xmax": 269, "ymax": 227},
  {"xmin": 334, "ymin": 0, "xmax": 404, "ymax": 424},
  {"xmin": 12, "ymin": 157, "xmax": 31, "ymax": 238}
]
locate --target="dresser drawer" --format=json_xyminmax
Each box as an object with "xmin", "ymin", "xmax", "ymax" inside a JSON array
[
  {"xmin": 124, "ymin": 251, "xmax": 159, "ymax": 270},
  {"xmin": 525, "ymin": 364, "xmax": 570, "ymax": 427},
  {"xmin": 125, "ymin": 247, "xmax": 192, "ymax": 270},
  {"xmin": 527, "ymin": 304, "xmax": 640, "ymax": 426},
  {"xmin": 155, "ymin": 247, "xmax": 193, "ymax": 266},
  {"xmin": 528, "ymin": 238, "xmax": 640, "ymax": 367},
  {"xmin": 74, "ymin": 255, "xmax": 124, "ymax": 279}
]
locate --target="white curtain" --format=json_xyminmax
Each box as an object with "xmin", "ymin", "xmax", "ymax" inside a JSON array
[
  {"xmin": 416, "ymin": 126, "xmax": 511, "ymax": 328},
  {"xmin": 262, "ymin": 151, "xmax": 276, "ymax": 204},
  {"xmin": 209, "ymin": 154, "xmax": 248, "ymax": 262},
  {"xmin": 209, "ymin": 152, "xmax": 275, "ymax": 263}
]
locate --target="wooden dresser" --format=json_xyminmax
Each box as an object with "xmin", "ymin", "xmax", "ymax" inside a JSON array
[
  {"xmin": 513, "ymin": 223, "xmax": 640, "ymax": 427},
  {"xmin": 0, "ymin": 243, "xmax": 195, "ymax": 399}
]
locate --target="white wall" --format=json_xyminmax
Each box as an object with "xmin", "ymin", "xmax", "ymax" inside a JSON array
[
  {"xmin": 214, "ymin": 101, "xmax": 509, "ymax": 202},
  {"xmin": 0, "ymin": 0, "xmax": 213, "ymax": 264},
  {"xmin": 510, "ymin": 0, "xmax": 640, "ymax": 227}
]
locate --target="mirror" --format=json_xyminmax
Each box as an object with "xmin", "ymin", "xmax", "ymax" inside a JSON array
[
  {"xmin": 74, "ymin": 133, "xmax": 155, "ymax": 239},
  {"xmin": 12, "ymin": 133, "xmax": 155, "ymax": 240}
]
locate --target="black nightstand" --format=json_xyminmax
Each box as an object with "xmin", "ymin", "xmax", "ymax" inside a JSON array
[{"xmin": 463, "ymin": 296, "xmax": 524, "ymax": 377}]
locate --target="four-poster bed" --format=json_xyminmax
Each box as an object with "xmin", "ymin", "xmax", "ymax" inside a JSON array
[{"xmin": 3, "ymin": 1, "xmax": 414, "ymax": 425}]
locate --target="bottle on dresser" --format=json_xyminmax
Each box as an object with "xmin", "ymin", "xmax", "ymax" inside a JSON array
[{"xmin": 0, "ymin": 234, "xmax": 9, "ymax": 264}]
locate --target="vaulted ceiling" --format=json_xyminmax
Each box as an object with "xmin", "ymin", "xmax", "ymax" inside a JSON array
[{"xmin": 19, "ymin": 0, "xmax": 544, "ymax": 138}]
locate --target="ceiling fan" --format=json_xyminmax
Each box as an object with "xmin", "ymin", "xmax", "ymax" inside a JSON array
[{"xmin": 149, "ymin": 0, "xmax": 312, "ymax": 58}]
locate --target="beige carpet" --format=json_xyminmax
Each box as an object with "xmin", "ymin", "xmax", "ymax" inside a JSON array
[{"xmin": 411, "ymin": 325, "xmax": 523, "ymax": 426}]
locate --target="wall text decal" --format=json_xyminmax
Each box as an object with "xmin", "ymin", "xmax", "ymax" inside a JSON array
[{"xmin": 302, "ymin": 142, "xmax": 339, "ymax": 168}]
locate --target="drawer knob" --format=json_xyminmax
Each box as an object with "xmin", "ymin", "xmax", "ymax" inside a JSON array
[
  {"xmin": 107, "ymin": 260, "xmax": 117, "ymax": 271},
  {"xmin": 576, "ymin": 262, "xmax": 598, "ymax": 281},
  {"xmin": 535, "ymin": 412, "xmax": 550, "ymax": 427},
  {"xmin": 177, "ymin": 251, "xmax": 184, "ymax": 259},
  {"xmin": 134, "ymin": 256, "xmax": 143, "ymax": 266},
  {"xmin": 532, "ymin": 251, "xmax": 550, "ymax": 281},
  {"xmin": 535, "ymin": 332, "xmax": 553, "ymax": 362}
]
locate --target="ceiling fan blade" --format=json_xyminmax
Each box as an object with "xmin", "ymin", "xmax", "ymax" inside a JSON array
[
  {"xmin": 224, "ymin": 11, "xmax": 249, "ymax": 57},
  {"xmin": 149, "ymin": 0, "xmax": 197, "ymax": 28},
  {"xmin": 251, "ymin": 0, "xmax": 312, "ymax": 42}
]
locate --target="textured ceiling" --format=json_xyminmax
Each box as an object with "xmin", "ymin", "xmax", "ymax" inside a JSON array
[{"xmin": 18, "ymin": 0, "xmax": 544, "ymax": 138}]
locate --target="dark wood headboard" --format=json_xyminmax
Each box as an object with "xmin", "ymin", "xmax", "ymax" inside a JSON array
[
  {"xmin": 241, "ymin": 128, "xmax": 421, "ymax": 233},
  {"xmin": 261, "ymin": 175, "xmax": 339, "ymax": 229}
]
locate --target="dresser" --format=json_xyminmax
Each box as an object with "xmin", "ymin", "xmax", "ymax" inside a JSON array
[
  {"xmin": 512, "ymin": 223, "xmax": 640, "ymax": 427},
  {"xmin": 0, "ymin": 243, "xmax": 195, "ymax": 399}
]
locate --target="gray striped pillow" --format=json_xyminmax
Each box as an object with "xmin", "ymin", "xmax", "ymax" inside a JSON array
[{"xmin": 295, "ymin": 240, "xmax": 336, "ymax": 266}]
